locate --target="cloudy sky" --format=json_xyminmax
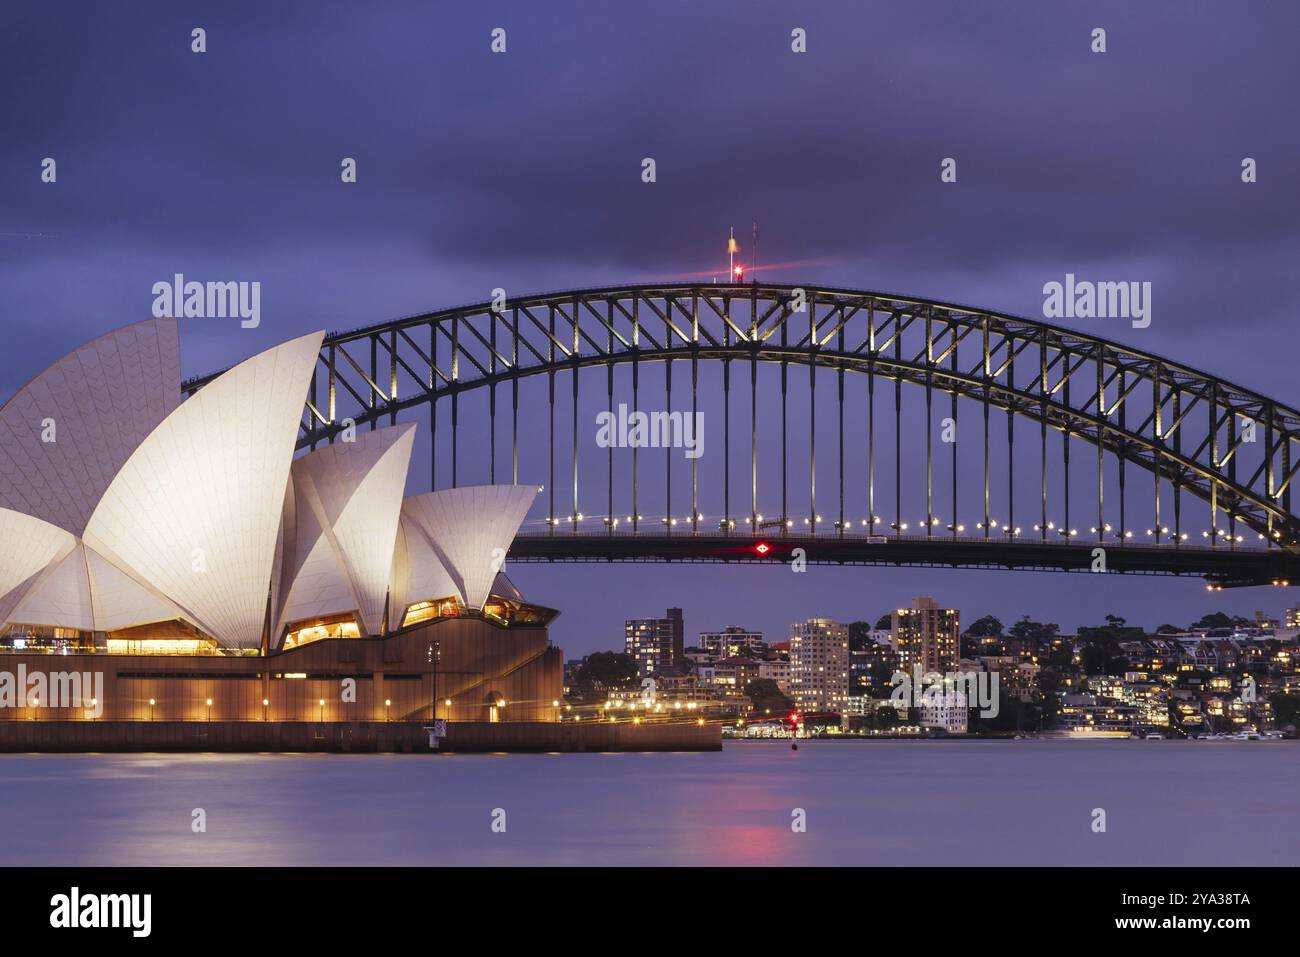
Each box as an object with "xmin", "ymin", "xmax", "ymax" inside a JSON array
[{"xmin": 3, "ymin": 1, "xmax": 1298, "ymax": 656}]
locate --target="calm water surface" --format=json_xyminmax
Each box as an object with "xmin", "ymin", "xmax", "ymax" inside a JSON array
[{"xmin": 0, "ymin": 741, "xmax": 1294, "ymax": 866}]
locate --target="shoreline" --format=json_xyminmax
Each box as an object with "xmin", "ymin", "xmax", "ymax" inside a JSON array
[{"xmin": 0, "ymin": 719, "xmax": 722, "ymax": 753}]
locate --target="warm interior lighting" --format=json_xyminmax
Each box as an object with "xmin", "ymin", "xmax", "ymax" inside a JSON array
[
  {"xmin": 482, "ymin": 594, "xmax": 556, "ymax": 627},
  {"xmin": 104, "ymin": 619, "xmax": 217, "ymax": 656},
  {"xmin": 402, "ymin": 597, "xmax": 461, "ymax": 628},
  {"xmin": 282, "ymin": 614, "xmax": 361, "ymax": 650},
  {"xmin": 107, "ymin": 636, "xmax": 219, "ymax": 656}
]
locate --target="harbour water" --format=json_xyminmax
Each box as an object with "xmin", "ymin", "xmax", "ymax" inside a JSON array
[{"xmin": 0, "ymin": 740, "xmax": 1295, "ymax": 866}]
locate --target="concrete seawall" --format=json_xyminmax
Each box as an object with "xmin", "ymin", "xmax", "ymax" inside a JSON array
[
  {"xmin": 440, "ymin": 720, "xmax": 721, "ymax": 752},
  {"xmin": 0, "ymin": 720, "xmax": 721, "ymax": 753}
]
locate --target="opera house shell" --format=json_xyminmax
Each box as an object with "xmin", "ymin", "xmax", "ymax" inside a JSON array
[{"xmin": 0, "ymin": 319, "xmax": 561, "ymax": 728}]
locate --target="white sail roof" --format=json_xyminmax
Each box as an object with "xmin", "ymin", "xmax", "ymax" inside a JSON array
[
  {"xmin": 399, "ymin": 485, "xmax": 538, "ymax": 611},
  {"xmin": 389, "ymin": 517, "xmax": 459, "ymax": 619},
  {"xmin": 0, "ymin": 507, "xmax": 78, "ymax": 625},
  {"xmin": 84, "ymin": 331, "xmax": 325, "ymax": 648},
  {"xmin": 275, "ymin": 423, "xmax": 416, "ymax": 637},
  {"xmin": 0, "ymin": 319, "xmax": 551, "ymax": 647},
  {"xmin": 5, "ymin": 543, "xmax": 95, "ymax": 632},
  {"xmin": 0, "ymin": 318, "xmax": 180, "ymax": 535},
  {"xmin": 84, "ymin": 546, "xmax": 198, "ymax": 633},
  {"xmin": 7, "ymin": 542, "xmax": 196, "ymax": 634}
]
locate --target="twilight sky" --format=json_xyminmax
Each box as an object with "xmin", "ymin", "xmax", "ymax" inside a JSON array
[{"xmin": 2, "ymin": 1, "xmax": 1299, "ymax": 657}]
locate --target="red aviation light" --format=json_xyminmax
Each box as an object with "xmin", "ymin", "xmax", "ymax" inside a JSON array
[{"xmin": 733, "ymin": 265, "xmax": 745, "ymax": 280}]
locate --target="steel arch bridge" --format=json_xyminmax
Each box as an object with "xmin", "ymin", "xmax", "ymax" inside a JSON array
[{"xmin": 186, "ymin": 283, "xmax": 1300, "ymax": 588}]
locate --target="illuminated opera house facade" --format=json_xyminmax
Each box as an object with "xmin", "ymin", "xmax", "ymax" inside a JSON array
[{"xmin": 0, "ymin": 319, "xmax": 561, "ymax": 725}]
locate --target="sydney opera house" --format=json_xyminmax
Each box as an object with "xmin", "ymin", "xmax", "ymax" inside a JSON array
[{"xmin": 0, "ymin": 319, "xmax": 562, "ymax": 732}]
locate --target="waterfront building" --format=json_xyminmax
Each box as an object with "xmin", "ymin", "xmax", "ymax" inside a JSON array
[
  {"xmin": 918, "ymin": 687, "xmax": 968, "ymax": 734},
  {"xmin": 1057, "ymin": 694, "xmax": 1141, "ymax": 736},
  {"xmin": 789, "ymin": 618, "xmax": 849, "ymax": 713},
  {"xmin": 606, "ymin": 677, "xmax": 738, "ymax": 717},
  {"xmin": 625, "ymin": 608, "xmax": 685, "ymax": 677},
  {"xmin": 892, "ymin": 597, "xmax": 960, "ymax": 675},
  {"xmin": 0, "ymin": 319, "xmax": 562, "ymax": 725}
]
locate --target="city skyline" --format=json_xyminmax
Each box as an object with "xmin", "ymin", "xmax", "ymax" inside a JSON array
[
  {"xmin": 561, "ymin": 568, "xmax": 1295, "ymax": 659},
  {"xmin": 608, "ymin": 588, "xmax": 1288, "ymax": 662}
]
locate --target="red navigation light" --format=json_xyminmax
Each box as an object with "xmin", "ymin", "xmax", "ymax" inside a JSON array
[
  {"xmin": 788, "ymin": 711, "xmax": 801, "ymax": 726},
  {"xmin": 754, "ymin": 541, "xmax": 771, "ymax": 555},
  {"xmin": 733, "ymin": 265, "xmax": 745, "ymax": 279}
]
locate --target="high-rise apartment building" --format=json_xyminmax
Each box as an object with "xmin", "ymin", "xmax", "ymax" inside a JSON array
[
  {"xmin": 789, "ymin": 618, "xmax": 849, "ymax": 713},
  {"xmin": 892, "ymin": 597, "xmax": 960, "ymax": 675},
  {"xmin": 625, "ymin": 607, "xmax": 685, "ymax": 677}
]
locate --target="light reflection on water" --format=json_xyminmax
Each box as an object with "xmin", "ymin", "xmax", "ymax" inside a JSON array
[{"xmin": 0, "ymin": 741, "xmax": 1295, "ymax": 866}]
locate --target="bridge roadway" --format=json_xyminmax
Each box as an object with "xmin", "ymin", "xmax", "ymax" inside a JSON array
[{"xmin": 508, "ymin": 531, "xmax": 1300, "ymax": 589}]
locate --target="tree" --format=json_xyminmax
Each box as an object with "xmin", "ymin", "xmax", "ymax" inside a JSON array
[
  {"xmin": 573, "ymin": 652, "xmax": 638, "ymax": 702},
  {"xmin": 848, "ymin": 620, "xmax": 874, "ymax": 649},
  {"xmin": 1155, "ymin": 623, "xmax": 1182, "ymax": 635},
  {"xmin": 1189, "ymin": 611, "xmax": 1250, "ymax": 631},
  {"xmin": 1079, "ymin": 639, "xmax": 1127, "ymax": 676},
  {"xmin": 967, "ymin": 616, "xmax": 1003, "ymax": 655},
  {"xmin": 744, "ymin": 678, "xmax": 793, "ymax": 714},
  {"xmin": 875, "ymin": 613, "xmax": 893, "ymax": 631},
  {"xmin": 1008, "ymin": 616, "xmax": 1059, "ymax": 647},
  {"xmin": 1270, "ymin": 693, "xmax": 1300, "ymax": 732},
  {"xmin": 871, "ymin": 705, "xmax": 900, "ymax": 729},
  {"xmin": 1077, "ymin": 617, "xmax": 1138, "ymax": 675},
  {"xmin": 964, "ymin": 614, "xmax": 1004, "ymax": 638},
  {"xmin": 968, "ymin": 688, "xmax": 1041, "ymax": 734}
]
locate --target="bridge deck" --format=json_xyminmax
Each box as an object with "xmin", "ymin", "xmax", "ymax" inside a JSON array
[{"xmin": 509, "ymin": 532, "xmax": 1300, "ymax": 588}]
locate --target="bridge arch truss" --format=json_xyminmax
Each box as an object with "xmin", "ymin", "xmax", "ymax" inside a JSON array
[{"xmin": 186, "ymin": 283, "xmax": 1300, "ymax": 584}]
